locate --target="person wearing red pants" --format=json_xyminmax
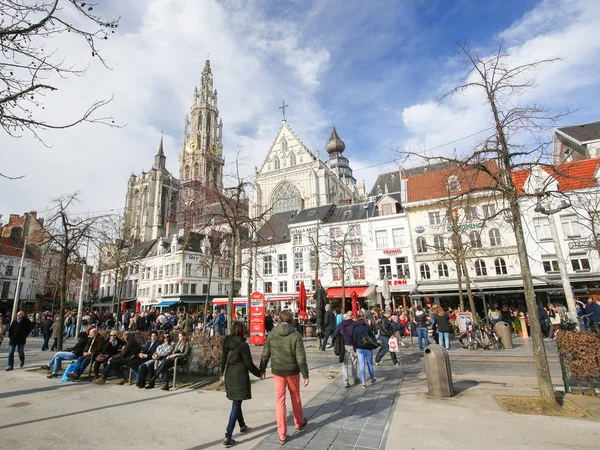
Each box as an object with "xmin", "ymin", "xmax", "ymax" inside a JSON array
[{"xmin": 260, "ymin": 310, "xmax": 310, "ymax": 445}]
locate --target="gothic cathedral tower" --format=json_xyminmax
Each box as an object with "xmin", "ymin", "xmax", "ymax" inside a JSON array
[{"xmin": 180, "ymin": 60, "xmax": 224, "ymax": 192}]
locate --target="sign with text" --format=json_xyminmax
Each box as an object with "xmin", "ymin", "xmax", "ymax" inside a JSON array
[{"xmin": 249, "ymin": 291, "xmax": 266, "ymax": 346}]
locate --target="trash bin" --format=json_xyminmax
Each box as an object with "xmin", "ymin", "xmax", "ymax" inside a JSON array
[
  {"xmin": 423, "ymin": 344, "xmax": 454, "ymax": 397},
  {"xmin": 494, "ymin": 321, "xmax": 513, "ymax": 349}
]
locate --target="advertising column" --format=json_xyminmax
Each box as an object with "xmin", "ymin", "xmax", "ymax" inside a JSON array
[{"xmin": 249, "ymin": 291, "xmax": 266, "ymax": 345}]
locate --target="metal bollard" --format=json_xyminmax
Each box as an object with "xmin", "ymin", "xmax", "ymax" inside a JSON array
[
  {"xmin": 494, "ymin": 321, "xmax": 513, "ymax": 349},
  {"xmin": 424, "ymin": 344, "xmax": 454, "ymax": 397}
]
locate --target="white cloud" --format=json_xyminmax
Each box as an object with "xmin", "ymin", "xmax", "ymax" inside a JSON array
[{"xmin": 401, "ymin": 0, "xmax": 600, "ymax": 161}]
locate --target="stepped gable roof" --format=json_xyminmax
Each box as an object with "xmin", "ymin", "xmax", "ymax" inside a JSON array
[
  {"xmin": 0, "ymin": 237, "xmax": 39, "ymax": 260},
  {"xmin": 557, "ymin": 121, "xmax": 600, "ymax": 143},
  {"xmin": 512, "ymin": 159, "xmax": 600, "ymax": 194},
  {"xmin": 406, "ymin": 161, "xmax": 500, "ymax": 203}
]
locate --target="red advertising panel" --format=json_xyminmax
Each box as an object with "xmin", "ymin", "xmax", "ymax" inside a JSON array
[{"xmin": 249, "ymin": 291, "xmax": 265, "ymax": 346}]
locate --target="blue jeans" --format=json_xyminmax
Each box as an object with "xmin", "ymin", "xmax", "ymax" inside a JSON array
[
  {"xmin": 65, "ymin": 325, "xmax": 74, "ymax": 338},
  {"xmin": 417, "ymin": 327, "xmax": 429, "ymax": 351},
  {"xmin": 77, "ymin": 355, "xmax": 92, "ymax": 376},
  {"xmin": 48, "ymin": 351, "xmax": 76, "ymax": 373},
  {"xmin": 42, "ymin": 335, "xmax": 50, "ymax": 351},
  {"xmin": 225, "ymin": 400, "xmax": 245, "ymax": 439},
  {"xmin": 8, "ymin": 344, "xmax": 25, "ymax": 368},
  {"xmin": 438, "ymin": 332, "xmax": 450, "ymax": 349},
  {"xmin": 356, "ymin": 348, "xmax": 375, "ymax": 383},
  {"xmin": 375, "ymin": 335, "xmax": 398, "ymax": 364}
]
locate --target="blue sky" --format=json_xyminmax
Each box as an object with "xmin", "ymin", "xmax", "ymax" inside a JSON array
[{"xmin": 1, "ymin": 0, "xmax": 598, "ymax": 222}]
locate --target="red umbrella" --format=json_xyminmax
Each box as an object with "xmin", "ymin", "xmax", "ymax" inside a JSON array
[
  {"xmin": 351, "ymin": 291, "xmax": 358, "ymax": 319},
  {"xmin": 121, "ymin": 302, "xmax": 126, "ymax": 313},
  {"xmin": 136, "ymin": 301, "xmax": 141, "ymax": 313},
  {"xmin": 299, "ymin": 281, "xmax": 307, "ymax": 320}
]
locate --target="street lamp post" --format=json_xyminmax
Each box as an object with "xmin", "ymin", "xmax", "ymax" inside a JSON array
[
  {"xmin": 75, "ymin": 241, "xmax": 90, "ymax": 333},
  {"xmin": 11, "ymin": 235, "xmax": 27, "ymax": 323},
  {"xmin": 535, "ymin": 197, "xmax": 579, "ymax": 329}
]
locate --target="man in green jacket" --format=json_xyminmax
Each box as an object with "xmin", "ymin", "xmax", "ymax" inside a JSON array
[{"xmin": 260, "ymin": 310, "xmax": 309, "ymax": 444}]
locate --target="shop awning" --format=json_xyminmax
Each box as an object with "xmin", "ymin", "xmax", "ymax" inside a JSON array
[
  {"xmin": 154, "ymin": 300, "xmax": 178, "ymax": 307},
  {"xmin": 327, "ymin": 286, "xmax": 374, "ymax": 299}
]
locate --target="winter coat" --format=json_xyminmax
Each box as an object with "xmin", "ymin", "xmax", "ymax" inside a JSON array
[
  {"xmin": 323, "ymin": 310, "xmax": 336, "ymax": 332},
  {"xmin": 102, "ymin": 337, "xmax": 125, "ymax": 356},
  {"xmin": 8, "ymin": 316, "xmax": 33, "ymax": 346},
  {"xmin": 221, "ymin": 335, "xmax": 261, "ymax": 401},
  {"xmin": 0, "ymin": 323, "xmax": 6, "ymax": 343},
  {"xmin": 338, "ymin": 319, "xmax": 360, "ymax": 345},
  {"xmin": 67, "ymin": 333, "xmax": 89, "ymax": 357},
  {"xmin": 415, "ymin": 310, "xmax": 429, "ymax": 328},
  {"xmin": 434, "ymin": 314, "xmax": 451, "ymax": 333},
  {"xmin": 116, "ymin": 336, "xmax": 141, "ymax": 359},
  {"xmin": 260, "ymin": 322, "xmax": 309, "ymax": 379},
  {"xmin": 41, "ymin": 318, "xmax": 53, "ymax": 336},
  {"xmin": 585, "ymin": 302, "xmax": 600, "ymax": 322},
  {"xmin": 335, "ymin": 332, "xmax": 345, "ymax": 363},
  {"xmin": 50, "ymin": 322, "xmax": 59, "ymax": 339},
  {"xmin": 181, "ymin": 319, "xmax": 193, "ymax": 335}
]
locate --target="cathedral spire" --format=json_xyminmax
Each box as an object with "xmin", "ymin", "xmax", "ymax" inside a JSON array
[{"xmin": 154, "ymin": 133, "xmax": 166, "ymax": 170}]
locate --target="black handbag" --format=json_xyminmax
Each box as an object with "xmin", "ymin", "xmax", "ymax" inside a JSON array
[{"xmin": 360, "ymin": 333, "xmax": 379, "ymax": 350}]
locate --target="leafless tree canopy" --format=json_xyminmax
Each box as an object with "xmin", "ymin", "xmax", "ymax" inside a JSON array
[{"xmin": 0, "ymin": 0, "xmax": 120, "ymax": 147}]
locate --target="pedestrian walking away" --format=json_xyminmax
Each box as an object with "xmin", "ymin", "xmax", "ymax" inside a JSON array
[
  {"xmin": 40, "ymin": 314, "xmax": 53, "ymax": 351},
  {"xmin": 337, "ymin": 311, "xmax": 360, "ymax": 387},
  {"xmin": 352, "ymin": 314, "xmax": 377, "ymax": 388},
  {"xmin": 260, "ymin": 310, "xmax": 309, "ymax": 445},
  {"xmin": 6, "ymin": 311, "xmax": 33, "ymax": 371},
  {"xmin": 375, "ymin": 310, "xmax": 399, "ymax": 366},
  {"xmin": 221, "ymin": 322, "xmax": 262, "ymax": 448}
]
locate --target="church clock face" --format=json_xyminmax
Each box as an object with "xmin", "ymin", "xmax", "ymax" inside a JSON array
[{"xmin": 187, "ymin": 138, "xmax": 198, "ymax": 153}]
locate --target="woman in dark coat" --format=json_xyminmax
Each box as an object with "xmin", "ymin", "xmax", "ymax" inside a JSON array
[{"xmin": 220, "ymin": 322, "xmax": 262, "ymax": 448}]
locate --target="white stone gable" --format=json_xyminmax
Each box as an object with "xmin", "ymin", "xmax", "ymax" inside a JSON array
[{"xmin": 257, "ymin": 121, "xmax": 317, "ymax": 176}]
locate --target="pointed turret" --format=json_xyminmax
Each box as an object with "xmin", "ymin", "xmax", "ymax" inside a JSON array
[
  {"xmin": 325, "ymin": 126, "xmax": 346, "ymax": 155},
  {"xmin": 154, "ymin": 134, "xmax": 166, "ymax": 170}
]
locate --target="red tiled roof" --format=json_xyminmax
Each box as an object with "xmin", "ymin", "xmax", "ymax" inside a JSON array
[
  {"xmin": 512, "ymin": 159, "xmax": 600, "ymax": 193},
  {"xmin": 406, "ymin": 161, "xmax": 500, "ymax": 203},
  {"xmin": 0, "ymin": 237, "xmax": 23, "ymax": 257}
]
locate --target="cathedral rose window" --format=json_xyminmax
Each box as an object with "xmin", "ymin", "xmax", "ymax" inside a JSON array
[{"xmin": 273, "ymin": 183, "xmax": 300, "ymax": 214}]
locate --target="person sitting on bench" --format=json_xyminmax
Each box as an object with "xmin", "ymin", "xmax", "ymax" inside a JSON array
[
  {"xmin": 137, "ymin": 333, "xmax": 175, "ymax": 388},
  {"xmin": 66, "ymin": 327, "xmax": 105, "ymax": 381},
  {"xmin": 42, "ymin": 331, "xmax": 88, "ymax": 378},
  {"xmin": 93, "ymin": 331, "xmax": 141, "ymax": 385},
  {"xmin": 146, "ymin": 331, "xmax": 191, "ymax": 391}
]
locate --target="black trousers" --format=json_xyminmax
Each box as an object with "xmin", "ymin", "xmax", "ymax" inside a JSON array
[
  {"xmin": 137, "ymin": 361, "xmax": 155, "ymax": 384},
  {"xmin": 102, "ymin": 357, "xmax": 131, "ymax": 379},
  {"xmin": 150, "ymin": 359, "xmax": 175, "ymax": 387}
]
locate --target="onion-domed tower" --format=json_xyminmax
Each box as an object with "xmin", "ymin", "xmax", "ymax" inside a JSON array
[{"xmin": 325, "ymin": 126, "xmax": 357, "ymax": 185}]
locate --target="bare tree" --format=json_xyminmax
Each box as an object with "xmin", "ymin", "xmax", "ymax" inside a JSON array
[
  {"xmin": 1, "ymin": 0, "xmax": 120, "ymax": 177},
  {"xmin": 44, "ymin": 192, "xmax": 102, "ymax": 350},
  {"xmin": 398, "ymin": 42, "xmax": 565, "ymax": 412}
]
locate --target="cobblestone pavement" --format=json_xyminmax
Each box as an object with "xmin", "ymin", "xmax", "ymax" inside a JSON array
[{"xmin": 252, "ymin": 368, "xmax": 402, "ymax": 450}]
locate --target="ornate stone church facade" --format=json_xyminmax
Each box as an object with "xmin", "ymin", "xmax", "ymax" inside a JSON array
[
  {"xmin": 251, "ymin": 121, "xmax": 366, "ymax": 219},
  {"xmin": 123, "ymin": 60, "xmax": 225, "ymax": 244}
]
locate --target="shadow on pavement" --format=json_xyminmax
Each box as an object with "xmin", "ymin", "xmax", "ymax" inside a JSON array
[
  {"xmin": 453, "ymin": 379, "xmax": 480, "ymax": 394},
  {"xmin": 0, "ymin": 390, "xmax": 188, "ymax": 430},
  {"xmin": 0, "ymin": 383, "xmax": 79, "ymax": 400},
  {"xmin": 187, "ymin": 422, "xmax": 277, "ymax": 450}
]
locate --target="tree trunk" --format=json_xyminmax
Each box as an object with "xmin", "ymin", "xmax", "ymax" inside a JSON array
[
  {"xmin": 456, "ymin": 259, "xmax": 464, "ymax": 311},
  {"xmin": 205, "ymin": 251, "xmax": 215, "ymax": 326},
  {"xmin": 56, "ymin": 252, "xmax": 67, "ymax": 351},
  {"xmin": 227, "ymin": 232, "xmax": 237, "ymax": 335}
]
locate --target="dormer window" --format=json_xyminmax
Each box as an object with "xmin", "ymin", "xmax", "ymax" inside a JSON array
[{"xmin": 447, "ymin": 175, "xmax": 461, "ymax": 192}]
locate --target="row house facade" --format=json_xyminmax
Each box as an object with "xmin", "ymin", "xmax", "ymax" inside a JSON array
[{"xmin": 98, "ymin": 231, "xmax": 235, "ymax": 312}]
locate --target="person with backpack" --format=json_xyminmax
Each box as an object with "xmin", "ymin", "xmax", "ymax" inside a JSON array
[
  {"xmin": 352, "ymin": 314, "xmax": 377, "ymax": 388},
  {"xmin": 374, "ymin": 309, "xmax": 399, "ymax": 367}
]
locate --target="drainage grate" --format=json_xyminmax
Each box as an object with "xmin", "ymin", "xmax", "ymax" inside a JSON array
[{"xmin": 9, "ymin": 401, "xmax": 32, "ymax": 408}]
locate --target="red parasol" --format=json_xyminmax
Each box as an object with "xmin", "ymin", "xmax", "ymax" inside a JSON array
[
  {"xmin": 299, "ymin": 281, "xmax": 307, "ymax": 320},
  {"xmin": 121, "ymin": 302, "xmax": 126, "ymax": 313},
  {"xmin": 136, "ymin": 301, "xmax": 141, "ymax": 313},
  {"xmin": 351, "ymin": 290, "xmax": 358, "ymax": 319}
]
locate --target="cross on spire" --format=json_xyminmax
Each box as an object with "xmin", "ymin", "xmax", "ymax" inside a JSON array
[{"xmin": 279, "ymin": 100, "xmax": 289, "ymax": 121}]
